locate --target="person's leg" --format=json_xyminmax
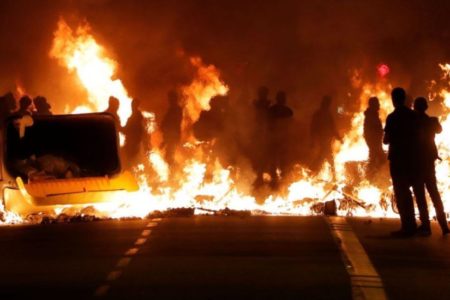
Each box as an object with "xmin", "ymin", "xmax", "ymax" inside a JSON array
[
  {"xmin": 425, "ymin": 161, "xmax": 449, "ymax": 234},
  {"xmin": 390, "ymin": 162, "xmax": 417, "ymax": 234},
  {"xmin": 412, "ymin": 180, "xmax": 430, "ymax": 230}
]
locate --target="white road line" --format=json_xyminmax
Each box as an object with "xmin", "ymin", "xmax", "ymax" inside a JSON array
[
  {"xmin": 327, "ymin": 217, "xmax": 387, "ymax": 300},
  {"xmin": 93, "ymin": 218, "xmax": 162, "ymax": 297},
  {"xmin": 94, "ymin": 285, "xmax": 110, "ymax": 297},
  {"xmin": 135, "ymin": 237, "xmax": 147, "ymax": 246},
  {"xmin": 124, "ymin": 247, "xmax": 139, "ymax": 256},
  {"xmin": 116, "ymin": 257, "xmax": 132, "ymax": 268},
  {"xmin": 141, "ymin": 229, "xmax": 152, "ymax": 237},
  {"xmin": 106, "ymin": 270, "xmax": 122, "ymax": 281}
]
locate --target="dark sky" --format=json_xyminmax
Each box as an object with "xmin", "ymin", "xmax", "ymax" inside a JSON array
[{"xmin": 1, "ymin": 0, "xmax": 450, "ymax": 115}]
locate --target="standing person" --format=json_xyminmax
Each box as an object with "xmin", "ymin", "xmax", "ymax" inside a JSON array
[
  {"xmin": 161, "ymin": 90, "xmax": 183, "ymax": 166},
  {"xmin": 268, "ymin": 91, "xmax": 294, "ymax": 188},
  {"xmin": 363, "ymin": 97, "xmax": 385, "ymax": 176},
  {"xmin": 14, "ymin": 96, "xmax": 33, "ymax": 117},
  {"xmin": 252, "ymin": 86, "xmax": 271, "ymax": 188},
  {"xmin": 33, "ymin": 96, "xmax": 52, "ymax": 115},
  {"xmin": 413, "ymin": 97, "xmax": 449, "ymax": 236},
  {"xmin": 122, "ymin": 99, "xmax": 149, "ymax": 168},
  {"xmin": 310, "ymin": 95, "xmax": 341, "ymax": 178},
  {"xmin": 105, "ymin": 96, "xmax": 121, "ymax": 127},
  {"xmin": 384, "ymin": 87, "xmax": 418, "ymax": 237},
  {"xmin": 0, "ymin": 92, "xmax": 16, "ymax": 124}
]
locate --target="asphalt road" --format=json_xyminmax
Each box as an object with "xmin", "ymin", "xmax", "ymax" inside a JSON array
[{"xmin": 0, "ymin": 216, "xmax": 448, "ymax": 300}]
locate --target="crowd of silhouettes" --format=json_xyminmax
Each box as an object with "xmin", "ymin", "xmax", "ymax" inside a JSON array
[
  {"xmin": 0, "ymin": 93, "xmax": 53, "ymax": 123},
  {"xmin": 1, "ymin": 85, "xmax": 449, "ymax": 236}
]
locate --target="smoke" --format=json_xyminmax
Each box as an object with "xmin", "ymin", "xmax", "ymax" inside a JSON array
[{"xmin": 1, "ymin": 0, "xmax": 450, "ymax": 127}]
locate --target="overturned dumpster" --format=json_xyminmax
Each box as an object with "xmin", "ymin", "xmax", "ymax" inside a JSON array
[{"xmin": 1, "ymin": 113, "xmax": 138, "ymax": 217}]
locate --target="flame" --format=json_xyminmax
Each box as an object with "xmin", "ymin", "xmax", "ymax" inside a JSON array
[
  {"xmin": 49, "ymin": 19, "xmax": 132, "ymax": 126},
  {"xmin": 181, "ymin": 57, "xmax": 229, "ymax": 140},
  {"xmin": 4, "ymin": 18, "xmax": 450, "ymax": 225}
]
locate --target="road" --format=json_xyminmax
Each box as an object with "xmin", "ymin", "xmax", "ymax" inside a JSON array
[{"xmin": 0, "ymin": 216, "xmax": 449, "ymax": 299}]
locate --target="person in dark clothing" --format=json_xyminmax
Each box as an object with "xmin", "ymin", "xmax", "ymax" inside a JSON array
[
  {"xmin": 252, "ymin": 86, "xmax": 271, "ymax": 187},
  {"xmin": 122, "ymin": 99, "xmax": 149, "ymax": 168},
  {"xmin": 363, "ymin": 97, "xmax": 385, "ymax": 176},
  {"xmin": 310, "ymin": 95, "xmax": 341, "ymax": 178},
  {"xmin": 161, "ymin": 90, "xmax": 183, "ymax": 166},
  {"xmin": 105, "ymin": 96, "xmax": 120, "ymax": 127},
  {"xmin": 268, "ymin": 91, "xmax": 294, "ymax": 188},
  {"xmin": 0, "ymin": 92, "xmax": 16, "ymax": 125},
  {"xmin": 384, "ymin": 87, "xmax": 419, "ymax": 237},
  {"xmin": 15, "ymin": 96, "xmax": 33, "ymax": 117},
  {"xmin": 412, "ymin": 97, "xmax": 449, "ymax": 236},
  {"xmin": 33, "ymin": 96, "xmax": 52, "ymax": 115}
]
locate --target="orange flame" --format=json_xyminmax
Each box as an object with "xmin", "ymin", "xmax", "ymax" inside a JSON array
[{"xmin": 49, "ymin": 18, "xmax": 132, "ymax": 126}]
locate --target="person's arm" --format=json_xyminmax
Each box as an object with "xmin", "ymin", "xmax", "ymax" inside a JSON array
[
  {"xmin": 431, "ymin": 117, "xmax": 442, "ymax": 134},
  {"xmin": 383, "ymin": 116, "xmax": 391, "ymax": 145}
]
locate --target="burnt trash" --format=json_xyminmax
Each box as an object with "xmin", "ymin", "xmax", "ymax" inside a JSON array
[
  {"xmin": 311, "ymin": 200, "xmax": 337, "ymax": 216},
  {"xmin": 324, "ymin": 200, "xmax": 337, "ymax": 216}
]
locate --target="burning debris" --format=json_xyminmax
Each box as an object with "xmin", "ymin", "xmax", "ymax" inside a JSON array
[{"xmin": 1, "ymin": 17, "xmax": 450, "ymax": 226}]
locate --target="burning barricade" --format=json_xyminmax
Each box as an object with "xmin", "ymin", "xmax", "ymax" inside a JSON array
[{"xmin": 2, "ymin": 17, "xmax": 450, "ymax": 225}]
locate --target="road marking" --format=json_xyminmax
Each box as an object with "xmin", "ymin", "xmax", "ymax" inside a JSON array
[
  {"xmin": 125, "ymin": 247, "xmax": 139, "ymax": 256},
  {"xmin": 106, "ymin": 270, "xmax": 122, "ymax": 281},
  {"xmin": 94, "ymin": 285, "xmax": 110, "ymax": 297},
  {"xmin": 116, "ymin": 257, "xmax": 131, "ymax": 268},
  {"xmin": 141, "ymin": 229, "xmax": 152, "ymax": 237},
  {"xmin": 135, "ymin": 238, "xmax": 147, "ymax": 246},
  {"xmin": 94, "ymin": 218, "xmax": 162, "ymax": 297},
  {"xmin": 327, "ymin": 217, "xmax": 387, "ymax": 300}
]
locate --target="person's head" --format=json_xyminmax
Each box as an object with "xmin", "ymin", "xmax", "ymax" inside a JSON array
[
  {"xmin": 414, "ymin": 97, "xmax": 428, "ymax": 113},
  {"xmin": 276, "ymin": 91, "xmax": 287, "ymax": 105},
  {"xmin": 368, "ymin": 96, "xmax": 380, "ymax": 111},
  {"xmin": 320, "ymin": 95, "xmax": 332, "ymax": 109},
  {"xmin": 19, "ymin": 96, "xmax": 32, "ymax": 110},
  {"xmin": 1, "ymin": 92, "xmax": 16, "ymax": 111},
  {"xmin": 131, "ymin": 98, "xmax": 141, "ymax": 111},
  {"xmin": 168, "ymin": 89, "xmax": 179, "ymax": 106},
  {"xmin": 257, "ymin": 86, "xmax": 269, "ymax": 100},
  {"xmin": 391, "ymin": 87, "xmax": 406, "ymax": 108},
  {"xmin": 108, "ymin": 96, "xmax": 120, "ymax": 112},
  {"xmin": 34, "ymin": 96, "xmax": 51, "ymax": 112}
]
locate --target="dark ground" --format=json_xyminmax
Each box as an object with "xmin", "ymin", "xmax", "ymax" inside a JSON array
[{"xmin": 0, "ymin": 216, "xmax": 448, "ymax": 300}]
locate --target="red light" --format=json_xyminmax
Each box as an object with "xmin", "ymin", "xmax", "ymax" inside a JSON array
[{"xmin": 377, "ymin": 64, "xmax": 390, "ymax": 77}]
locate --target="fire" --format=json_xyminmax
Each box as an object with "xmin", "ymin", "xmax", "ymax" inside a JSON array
[
  {"xmin": 49, "ymin": 19, "xmax": 132, "ymax": 126},
  {"xmin": 4, "ymin": 18, "xmax": 450, "ymax": 225},
  {"xmin": 181, "ymin": 57, "xmax": 229, "ymax": 140}
]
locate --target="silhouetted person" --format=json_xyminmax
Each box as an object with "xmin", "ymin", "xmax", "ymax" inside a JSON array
[
  {"xmin": 15, "ymin": 95, "xmax": 33, "ymax": 117},
  {"xmin": 363, "ymin": 97, "xmax": 385, "ymax": 175},
  {"xmin": 193, "ymin": 96, "xmax": 224, "ymax": 142},
  {"xmin": 252, "ymin": 86, "xmax": 271, "ymax": 187},
  {"xmin": 384, "ymin": 87, "xmax": 418, "ymax": 237},
  {"xmin": 268, "ymin": 91, "xmax": 293, "ymax": 188},
  {"xmin": 33, "ymin": 96, "xmax": 52, "ymax": 115},
  {"xmin": 122, "ymin": 99, "xmax": 149, "ymax": 168},
  {"xmin": 161, "ymin": 90, "xmax": 183, "ymax": 166},
  {"xmin": 0, "ymin": 92, "xmax": 16, "ymax": 125},
  {"xmin": 412, "ymin": 97, "xmax": 449, "ymax": 236},
  {"xmin": 105, "ymin": 96, "xmax": 120, "ymax": 127},
  {"xmin": 310, "ymin": 95, "xmax": 341, "ymax": 178}
]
